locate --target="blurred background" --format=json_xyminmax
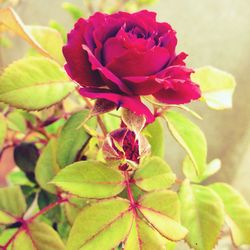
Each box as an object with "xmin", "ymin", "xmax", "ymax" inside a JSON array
[{"xmin": 1, "ymin": 1, "xmax": 250, "ymax": 249}]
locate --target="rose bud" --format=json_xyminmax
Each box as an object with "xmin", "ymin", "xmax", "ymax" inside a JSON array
[
  {"xmin": 63, "ymin": 10, "xmax": 201, "ymax": 123},
  {"xmin": 102, "ymin": 128, "xmax": 150, "ymax": 169}
]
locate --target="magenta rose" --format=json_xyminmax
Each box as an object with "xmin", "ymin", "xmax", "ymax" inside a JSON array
[
  {"xmin": 102, "ymin": 128, "xmax": 150, "ymax": 168},
  {"xmin": 63, "ymin": 10, "xmax": 201, "ymax": 122}
]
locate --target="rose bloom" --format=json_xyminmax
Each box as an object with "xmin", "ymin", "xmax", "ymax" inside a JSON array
[
  {"xmin": 102, "ymin": 128, "xmax": 150, "ymax": 169},
  {"xmin": 63, "ymin": 10, "xmax": 201, "ymax": 122}
]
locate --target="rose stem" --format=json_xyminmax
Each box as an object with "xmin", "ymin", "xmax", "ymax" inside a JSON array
[{"xmin": 83, "ymin": 97, "xmax": 108, "ymax": 136}]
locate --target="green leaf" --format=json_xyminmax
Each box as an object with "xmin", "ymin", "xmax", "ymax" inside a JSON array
[
  {"xmin": 124, "ymin": 217, "xmax": 166, "ymax": 250},
  {"xmin": 7, "ymin": 110, "xmax": 27, "ymax": 133},
  {"xmin": 0, "ymin": 57, "xmax": 75, "ymax": 110},
  {"xmin": 164, "ymin": 111, "xmax": 207, "ymax": 176},
  {"xmin": 210, "ymin": 183, "xmax": 250, "ymax": 246},
  {"xmin": 67, "ymin": 198, "xmax": 133, "ymax": 250},
  {"xmin": 51, "ymin": 161, "xmax": 125, "ymax": 199},
  {"xmin": 138, "ymin": 190, "xmax": 188, "ymax": 241},
  {"xmin": 49, "ymin": 20, "xmax": 66, "ymax": 42},
  {"xmin": 183, "ymin": 156, "xmax": 221, "ymax": 183},
  {"xmin": 62, "ymin": 2, "xmax": 84, "ymax": 21},
  {"xmin": 38, "ymin": 190, "xmax": 61, "ymax": 222},
  {"xmin": 12, "ymin": 221, "xmax": 66, "ymax": 250},
  {"xmin": 35, "ymin": 139, "xmax": 60, "ymax": 193},
  {"xmin": 64, "ymin": 197, "xmax": 87, "ymax": 225},
  {"xmin": 57, "ymin": 110, "xmax": 96, "ymax": 168},
  {"xmin": 143, "ymin": 117, "xmax": 165, "ymax": 158},
  {"xmin": 134, "ymin": 157, "xmax": 176, "ymax": 191},
  {"xmin": 103, "ymin": 112, "xmax": 121, "ymax": 132},
  {"xmin": 191, "ymin": 66, "xmax": 236, "ymax": 109},
  {"xmin": 7, "ymin": 170, "xmax": 34, "ymax": 187},
  {"xmin": 0, "ymin": 8, "xmax": 52, "ymax": 59},
  {"xmin": 0, "ymin": 113, "xmax": 7, "ymax": 149},
  {"xmin": 0, "ymin": 186, "xmax": 26, "ymax": 225},
  {"xmin": 0, "ymin": 228, "xmax": 17, "ymax": 248},
  {"xmin": 179, "ymin": 180, "xmax": 224, "ymax": 250},
  {"xmin": 27, "ymin": 25, "xmax": 65, "ymax": 64}
]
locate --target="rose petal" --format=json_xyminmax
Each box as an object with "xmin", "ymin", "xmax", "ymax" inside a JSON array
[
  {"xmin": 82, "ymin": 44, "xmax": 133, "ymax": 95},
  {"xmin": 62, "ymin": 18, "xmax": 102, "ymax": 87},
  {"xmin": 153, "ymin": 81, "xmax": 201, "ymax": 104},
  {"xmin": 107, "ymin": 46, "xmax": 170, "ymax": 77},
  {"xmin": 102, "ymin": 37, "xmax": 127, "ymax": 65},
  {"xmin": 122, "ymin": 75, "xmax": 163, "ymax": 95},
  {"xmin": 79, "ymin": 87, "xmax": 155, "ymax": 123}
]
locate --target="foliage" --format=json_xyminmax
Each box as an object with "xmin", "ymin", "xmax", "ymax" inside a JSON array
[{"xmin": 0, "ymin": 1, "xmax": 249, "ymax": 250}]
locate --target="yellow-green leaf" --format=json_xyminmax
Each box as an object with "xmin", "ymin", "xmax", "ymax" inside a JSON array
[
  {"xmin": 12, "ymin": 221, "xmax": 66, "ymax": 250},
  {"xmin": 51, "ymin": 161, "xmax": 125, "ymax": 199},
  {"xmin": 27, "ymin": 25, "xmax": 64, "ymax": 64},
  {"xmin": 57, "ymin": 110, "xmax": 96, "ymax": 168},
  {"xmin": 62, "ymin": 2, "xmax": 84, "ymax": 21},
  {"xmin": 164, "ymin": 111, "xmax": 207, "ymax": 177},
  {"xmin": 0, "ymin": 186, "xmax": 26, "ymax": 225},
  {"xmin": 143, "ymin": 117, "xmax": 165, "ymax": 158},
  {"xmin": 134, "ymin": 157, "xmax": 176, "ymax": 191},
  {"xmin": 179, "ymin": 181, "xmax": 224, "ymax": 250},
  {"xmin": 67, "ymin": 198, "xmax": 133, "ymax": 250},
  {"xmin": 138, "ymin": 190, "xmax": 187, "ymax": 241},
  {"xmin": 183, "ymin": 156, "xmax": 221, "ymax": 183},
  {"xmin": 124, "ymin": 218, "xmax": 166, "ymax": 250},
  {"xmin": 0, "ymin": 57, "xmax": 75, "ymax": 110},
  {"xmin": 191, "ymin": 66, "xmax": 236, "ymax": 109},
  {"xmin": 35, "ymin": 138, "xmax": 60, "ymax": 193},
  {"xmin": 210, "ymin": 183, "xmax": 250, "ymax": 246},
  {"xmin": 0, "ymin": 8, "xmax": 51, "ymax": 59},
  {"xmin": 64, "ymin": 197, "xmax": 87, "ymax": 225}
]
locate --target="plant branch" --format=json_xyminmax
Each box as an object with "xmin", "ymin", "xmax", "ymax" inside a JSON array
[
  {"xmin": 26, "ymin": 198, "xmax": 67, "ymax": 223},
  {"xmin": 2, "ymin": 227, "xmax": 22, "ymax": 250},
  {"xmin": 83, "ymin": 97, "xmax": 108, "ymax": 137},
  {"xmin": 124, "ymin": 171, "xmax": 137, "ymax": 215}
]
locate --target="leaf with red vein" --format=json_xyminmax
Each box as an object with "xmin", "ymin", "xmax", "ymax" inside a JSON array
[
  {"xmin": 67, "ymin": 198, "xmax": 133, "ymax": 250},
  {"xmin": 138, "ymin": 190, "xmax": 188, "ymax": 241},
  {"xmin": 12, "ymin": 221, "xmax": 66, "ymax": 250}
]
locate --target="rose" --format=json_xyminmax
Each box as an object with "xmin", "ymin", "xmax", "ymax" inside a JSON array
[
  {"xmin": 102, "ymin": 128, "xmax": 150, "ymax": 169},
  {"xmin": 63, "ymin": 10, "xmax": 201, "ymax": 122}
]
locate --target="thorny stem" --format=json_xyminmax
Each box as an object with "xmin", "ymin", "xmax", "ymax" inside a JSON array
[{"xmin": 1, "ymin": 198, "xmax": 68, "ymax": 249}]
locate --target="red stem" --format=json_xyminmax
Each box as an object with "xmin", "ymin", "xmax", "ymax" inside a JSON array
[
  {"xmin": 26, "ymin": 198, "xmax": 67, "ymax": 223},
  {"xmin": 2, "ymin": 198, "xmax": 68, "ymax": 249},
  {"xmin": 124, "ymin": 171, "xmax": 137, "ymax": 215},
  {"xmin": 2, "ymin": 227, "xmax": 22, "ymax": 250}
]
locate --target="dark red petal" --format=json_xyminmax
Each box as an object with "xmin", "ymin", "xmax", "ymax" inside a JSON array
[
  {"xmin": 102, "ymin": 37, "xmax": 127, "ymax": 65},
  {"xmin": 170, "ymin": 52, "xmax": 188, "ymax": 66},
  {"xmin": 157, "ymin": 65, "xmax": 194, "ymax": 81},
  {"xmin": 82, "ymin": 44, "xmax": 133, "ymax": 95},
  {"xmin": 107, "ymin": 47, "xmax": 170, "ymax": 77},
  {"xmin": 122, "ymin": 75, "xmax": 163, "ymax": 95},
  {"xmin": 79, "ymin": 88, "xmax": 155, "ymax": 123},
  {"xmin": 62, "ymin": 18, "xmax": 102, "ymax": 87},
  {"xmin": 153, "ymin": 81, "xmax": 201, "ymax": 104}
]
